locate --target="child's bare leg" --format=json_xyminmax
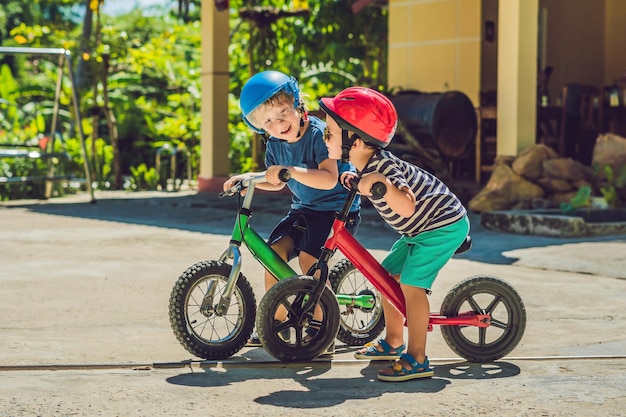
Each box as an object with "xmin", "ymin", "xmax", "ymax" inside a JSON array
[
  {"xmin": 298, "ymin": 251, "xmax": 326, "ymax": 323},
  {"xmin": 356, "ymin": 274, "xmax": 404, "ymax": 354},
  {"xmin": 297, "ymin": 251, "xmax": 318, "ymax": 278},
  {"xmin": 267, "ymin": 236, "xmax": 293, "ymax": 322},
  {"xmin": 376, "ymin": 284, "xmax": 430, "ymax": 376},
  {"xmin": 400, "ymin": 284, "xmax": 429, "ymax": 364}
]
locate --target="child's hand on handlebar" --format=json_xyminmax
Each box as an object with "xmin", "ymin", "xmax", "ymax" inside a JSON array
[
  {"xmin": 358, "ymin": 173, "xmax": 388, "ymax": 197},
  {"xmin": 223, "ymin": 174, "xmax": 251, "ymax": 196},
  {"xmin": 339, "ymin": 171, "xmax": 358, "ymax": 190},
  {"xmin": 223, "ymin": 176, "xmax": 240, "ymax": 191},
  {"xmin": 265, "ymin": 165, "xmax": 290, "ymax": 186}
]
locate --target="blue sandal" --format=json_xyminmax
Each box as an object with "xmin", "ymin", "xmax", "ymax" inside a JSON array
[
  {"xmin": 354, "ymin": 338, "xmax": 405, "ymax": 360},
  {"xmin": 377, "ymin": 353, "xmax": 434, "ymax": 382}
]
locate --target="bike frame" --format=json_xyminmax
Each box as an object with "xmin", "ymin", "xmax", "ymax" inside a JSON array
[
  {"xmin": 212, "ymin": 175, "xmax": 377, "ymax": 315},
  {"xmin": 212, "ymin": 176, "xmax": 297, "ymax": 315},
  {"xmin": 310, "ymin": 187, "xmax": 491, "ymax": 330}
]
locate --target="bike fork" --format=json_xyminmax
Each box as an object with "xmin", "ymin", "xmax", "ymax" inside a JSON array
[{"xmin": 200, "ymin": 243, "xmax": 243, "ymax": 316}]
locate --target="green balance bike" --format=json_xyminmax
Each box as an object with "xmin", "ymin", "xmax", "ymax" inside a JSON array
[{"xmin": 168, "ymin": 170, "xmax": 384, "ymax": 360}]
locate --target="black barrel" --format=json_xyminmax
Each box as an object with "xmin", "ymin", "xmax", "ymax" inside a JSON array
[{"xmin": 389, "ymin": 90, "xmax": 477, "ymax": 160}]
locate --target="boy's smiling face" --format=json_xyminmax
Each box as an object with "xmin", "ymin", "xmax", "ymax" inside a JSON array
[
  {"xmin": 323, "ymin": 115, "xmax": 343, "ymax": 160},
  {"xmin": 251, "ymin": 100, "xmax": 302, "ymax": 142}
]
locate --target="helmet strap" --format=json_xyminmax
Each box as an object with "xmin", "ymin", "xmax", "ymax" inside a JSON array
[
  {"xmin": 341, "ymin": 130, "xmax": 359, "ymax": 163},
  {"xmin": 296, "ymin": 117, "xmax": 305, "ymax": 138}
]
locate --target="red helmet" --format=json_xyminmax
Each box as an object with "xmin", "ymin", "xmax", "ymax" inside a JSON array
[{"xmin": 319, "ymin": 87, "xmax": 398, "ymax": 148}]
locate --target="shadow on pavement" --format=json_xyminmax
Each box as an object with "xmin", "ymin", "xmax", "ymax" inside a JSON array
[
  {"xmin": 164, "ymin": 360, "xmax": 519, "ymax": 408},
  {"xmin": 165, "ymin": 363, "xmax": 448, "ymax": 408}
]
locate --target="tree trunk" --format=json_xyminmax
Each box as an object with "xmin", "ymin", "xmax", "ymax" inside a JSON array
[
  {"xmin": 102, "ymin": 54, "xmax": 122, "ymax": 189},
  {"xmin": 75, "ymin": 0, "xmax": 93, "ymax": 91}
]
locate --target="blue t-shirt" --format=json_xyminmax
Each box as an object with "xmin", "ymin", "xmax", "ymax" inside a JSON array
[{"xmin": 264, "ymin": 116, "xmax": 360, "ymax": 212}]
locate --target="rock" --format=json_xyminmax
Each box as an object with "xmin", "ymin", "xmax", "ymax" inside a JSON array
[
  {"xmin": 542, "ymin": 158, "xmax": 593, "ymax": 181},
  {"xmin": 475, "ymin": 134, "xmax": 625, "ymax": 211},
  {"xmin": 551, "ymin": 191, "xmax": 578, "ymax": 205},
  {"xmin": 536, "ymin": 177, "xmax": 573, "ymax": 193},
  {"xmin": 571, "ymin": 179, "xmax": 593, "ymax": 189},
  {"xmin": 592, "ymin": 133, "xmax": 626, "ymax": 178},
  {"xmin": 530, "ymin": 197, "xmax": 551, "ymax": 209},
  {"xmin": 469, "ymin": 164, "xmax": 544, "ymax": 212},
  {"xmin": 494, "ymin": 155, "xmax": 515, "ymax": 167},
  {"xmin": 511, "ymin": 144, "xmax": 558, "ymax": 180},
  {"xmin": 468, "ymin": 188, "xmax": 514, "ymax": 212}
]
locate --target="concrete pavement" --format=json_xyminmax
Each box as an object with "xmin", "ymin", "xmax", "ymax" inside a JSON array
[{"xmin": 1, "ymin": 190, "xmax": 625, "ymax": 416}]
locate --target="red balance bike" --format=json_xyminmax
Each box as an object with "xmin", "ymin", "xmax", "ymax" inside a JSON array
[{"xmin": 255, "ymin": 179, "xmax": 526, "ymax": 362}]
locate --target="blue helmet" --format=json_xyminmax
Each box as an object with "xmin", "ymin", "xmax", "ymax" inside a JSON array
[{"xmin": 239, "ymin": 70, "xmax": 300, "ymax": 134}]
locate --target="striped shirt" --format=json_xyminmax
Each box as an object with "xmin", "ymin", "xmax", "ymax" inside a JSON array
[{"xmin": 361, "ymin": 150, "xmax": 466, "ymax": 236}]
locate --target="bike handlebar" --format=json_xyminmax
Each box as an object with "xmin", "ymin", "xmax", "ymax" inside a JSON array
[
  {"xmin": 370, "ymin": 182, "xmax": 387, "ymax": 199},
  {"xmin": 218, "ymin": 168, "xmax": 291, "ymax": 198},
  {"xmin": 347, "ymin": 177, "xmax": 387, "ymax": 199},
  {"xmin": 278, "ymin": 168, "xmax": 291, "ymax": 182}
]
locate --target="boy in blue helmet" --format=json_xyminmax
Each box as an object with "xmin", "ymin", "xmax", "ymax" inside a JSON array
[{"xmin": 224, "ymin": 70, "xmax": 361, "ymax": 350}]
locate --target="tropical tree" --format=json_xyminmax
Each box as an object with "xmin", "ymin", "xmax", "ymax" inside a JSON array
[
  {"xmin": 0, "ymin": 0, "xmax": 389, "ymax": 196},
  {"xmin": 228, "ymin": 0, "xmax": 388, "ymax": 169}
]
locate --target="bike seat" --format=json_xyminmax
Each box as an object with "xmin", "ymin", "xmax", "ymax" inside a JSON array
[{"xmin": 454, "ymin": 235, "xmax": 472, "ymax": 254}]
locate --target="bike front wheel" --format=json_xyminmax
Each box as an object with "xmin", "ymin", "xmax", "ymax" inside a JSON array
[
  {"xmin": 256, "ymin": 276, "xmax": 340, "ymax": 361},
  {"xmin": 439, "ymin": 275, "xmax": 526, "ymax": 363},
  {"xmin": 168, "ymin": 260, "xmax": 256, "ymax": 360},
  {"xmin": 329, "ymin": 258, "xmax": 385, "ymax": 346}
]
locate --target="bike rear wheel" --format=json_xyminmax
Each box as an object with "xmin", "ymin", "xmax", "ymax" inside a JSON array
[
  {"xmin": 168, "ymin": 260, "xmax": 256, "ymax": 360},
  {"xmin": 329, "ymin": 258, "xmax": 385, "ymax": 346},
  {"xmin": 256, "ymin": 276, "xmax": 340, "ymax": 361},
  {"xmin": 439, "ymin": 275, "xmax": 526, "ymax": 363}
]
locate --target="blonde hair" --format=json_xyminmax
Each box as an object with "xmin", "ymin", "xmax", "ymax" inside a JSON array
[{"xmin": 248, "ymin": 90, "xmax": 308, "ymax": 128}]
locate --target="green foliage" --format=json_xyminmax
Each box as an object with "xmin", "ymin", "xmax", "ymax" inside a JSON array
[
  {"xmin": 129, "ymin": 163, "xmax": 159, "ymax": 191},
  {"xmin": 0, "ymin": 64, "xmax": 18, "ymax": 99},
  {"xmin": 224, "ymin": 0, "xmax": 388, "ymax": 173},
  {"xmin": 560, "ymin": 186, "xmax": 592, "ymax": 214},
  {"xmin": 0, "ymin": 157, "xmax": 45, "ymax": 200},
  {"xmin": 0, "ymin": 55, "xmax": 84, "ymax": 199},
  {"xmin": 597, "ymin": 164, "xmax": 626, "ymax": 208},
  {"xmin": 64, "ymin": 136, "xmax": 114, "ymax": 187},
  {"xmin": 1, "ymin": 0, "xmax": 389, "ymax": 197},
  {"xmin": 228, "ymin": 0, "xmax": 387, "ymax": 96}
]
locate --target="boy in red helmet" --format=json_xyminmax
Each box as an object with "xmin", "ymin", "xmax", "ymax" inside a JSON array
[{"xmin": 319, "ymin": 87, "xmax": 469, "ymax": 381}]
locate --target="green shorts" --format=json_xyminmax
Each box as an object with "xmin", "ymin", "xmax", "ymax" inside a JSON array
[{"xmin": 381, "ymin": 215, "xmax": 470, "ymax": 290}]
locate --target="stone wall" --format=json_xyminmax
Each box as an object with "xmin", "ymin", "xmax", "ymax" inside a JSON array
[{"xmin": 469, "ymin": 133, "xmax": 626, "ymax": 212}]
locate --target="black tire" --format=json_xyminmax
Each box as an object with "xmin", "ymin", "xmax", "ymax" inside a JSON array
[
  {"xmin": 256, "ymin": 276, "xmax": 340, "ymax": 361},
  {"xmin": 329, "ymin": 259, "xmax": 385, "ymax": 346},
  {"xmin": 439, "ymin": 275, "xmax": 526, "ymax": 363},
  {"xmin": 168, "ymin": 260, "xmax": 256, "ymax": 360}
]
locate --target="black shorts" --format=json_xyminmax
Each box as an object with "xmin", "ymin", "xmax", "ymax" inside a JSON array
[{"xmin": 267, "ymin": 208, "xmax": 361, "ymax": 261}]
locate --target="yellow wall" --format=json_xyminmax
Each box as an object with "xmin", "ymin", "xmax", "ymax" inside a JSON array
[
  {"xmin": 385, "ymin": 0, "xmax": 626, "ymax": 107},
  {"xmin": 388, "ymin": 0, "xmax": 482, "ymax": 105}
]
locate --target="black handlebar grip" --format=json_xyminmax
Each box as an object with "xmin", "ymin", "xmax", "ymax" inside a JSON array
[
  {"xmin": 370, "ymin": 182, "xmax": 387, "ymax": 199},
  {"xmin": 347, "ymin": 177, "xmax": 360, "ymax": 191},
  {"xmin": 278, "ymin": 168, "xmax": 291, "ymax": 182}
]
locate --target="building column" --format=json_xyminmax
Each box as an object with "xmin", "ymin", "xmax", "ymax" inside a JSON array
[
  {"xmin": 497, "ymin": 0, "xmax": 538, "ymax": 156},
  {"xmin": 198, "ymin": 3, "xmax": 230, "ymax": 192}
]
